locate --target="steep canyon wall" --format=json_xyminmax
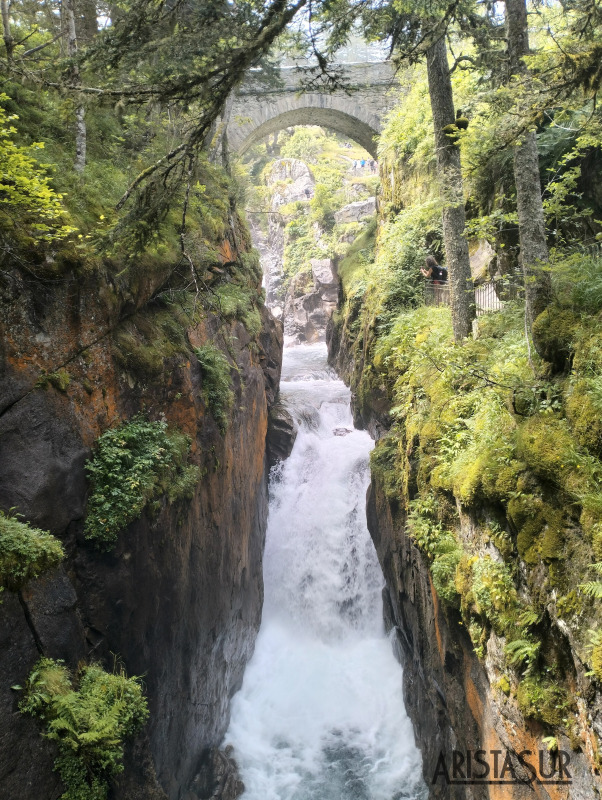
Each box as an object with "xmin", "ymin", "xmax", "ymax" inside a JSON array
[
  {"xmin": 327, "ymin": 292, "xmax": 602, "ymax": 800},
  {"xmin": 0, "ymin": 223, "xmax": 282, "ymax": 800}
]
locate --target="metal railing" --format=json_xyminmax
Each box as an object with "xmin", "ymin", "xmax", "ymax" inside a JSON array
[{"xmin": 423, "ymin": 277, "xmax": 522, "ymax": 316}]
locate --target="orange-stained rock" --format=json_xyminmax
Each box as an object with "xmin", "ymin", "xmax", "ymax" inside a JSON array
[{"xmin": 0, "ymin": 252, "xmax": 283, "ymax": 800}]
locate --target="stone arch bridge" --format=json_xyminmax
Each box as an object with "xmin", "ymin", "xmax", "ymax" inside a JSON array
[{"xmin": 226, "ymin": 62, "xmax": 396, "ymax": 158}]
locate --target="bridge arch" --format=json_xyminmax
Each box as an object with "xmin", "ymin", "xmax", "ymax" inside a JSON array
[
  {"xmin": 226, "ymin": 63, "xmax": 394, "ymax": 159},
  {"xmin": 233, "ymin": 104, "xmax": 379, "ymax": 158}
]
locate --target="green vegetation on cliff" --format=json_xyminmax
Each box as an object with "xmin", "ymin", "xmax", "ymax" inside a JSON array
[
  {"xmin": 327, "ymin": 20, "xmax": 602, "ymax": 750},
  {"xmin": 19, "ymin": 658, "xmax": 148, "ymax": 800},
  {"xmin": 0, "ymin": 511, "xmax": 64, "ymax": 591},
  {"xmin": 84, "ymin": 417, "xmax": 200, "ymax": 549},
  {"xmin": 338, "ymin": 262, "xmax": 602, "ymax": 725},
  {"xmin": 195, "ymin": 344, "xmax": 235, "ymax": 433}
]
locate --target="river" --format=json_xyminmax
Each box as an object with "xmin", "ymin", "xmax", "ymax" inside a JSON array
[{"xmin": 224, "ymin": 342, "xmax": 426, "ymax": 800}]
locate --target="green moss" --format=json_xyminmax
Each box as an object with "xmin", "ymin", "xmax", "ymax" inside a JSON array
[
  {"xmin": 211, "ymin": 282, "xmax": 262, "ymax": 337},
  {"xmin": 194, "ymin": 344, "xmax": 235, "ymax": 433},
  {"xmin": 243, "ymin": 306, "xmax": 262, "ymax": 338},
  {"xmin": 84, "ymin": 417, "xmax": 200, "ymax": 549},
  {"xmin": 516, "ymin": 415, "xmax": 574, "ymax": 483},
  {"xmin": 566, "ymin": 377, "xmax": 602, "ymax": 457},
  {"xmin": 0, "ymin": 511, "xmax": 64, "ymax": 591},
  {"xmin": 112, "ymin": 307, "xmax": 189, "ymax": 378},
  {"xmin": 540, "ymin": 515, "xmax": 565, "ymax": 561},
  {"xmin": 370, "ymin": 433, "xmax": 402, "ymax": 501},
  {"xmin": 507, "ymin": 494, "xmax": 565, "ymax": 564},
  {"xmin": 36, "ymin": 369, "xmax": 71, "ymax": 392},
  {"xmin": 19, "ymin": 657, "xmax": 148, "ymax": 800},
  {"xmin": 531, "ymin": 307, "xmax": 580, "ymax": 371},
  {"xmin": 430, "ymin": 534, "xmax": 463, "ymax": 606},
  {"xmin": 516, "ymin": 675, "xmax": 569, "ymax": 726}
]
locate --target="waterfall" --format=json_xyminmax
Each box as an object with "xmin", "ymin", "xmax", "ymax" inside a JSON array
[{"xmin": 224, "ymin": 342, "xmax": 426, "ymax": 800}]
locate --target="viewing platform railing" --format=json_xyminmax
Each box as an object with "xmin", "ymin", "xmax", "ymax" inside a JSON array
[{"xmin": 423, "ymin": 277, "xmax": 522, "ymax": 316}]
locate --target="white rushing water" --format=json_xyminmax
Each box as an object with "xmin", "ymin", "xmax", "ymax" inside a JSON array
[{"xmin": 225, "ymin": 342, "xmax": 426, "ymax": 800}]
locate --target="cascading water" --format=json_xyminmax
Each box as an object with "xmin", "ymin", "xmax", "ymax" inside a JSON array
[{"xmin": 225, "ymin": 342, "xmax": 426, "ymax": 800}]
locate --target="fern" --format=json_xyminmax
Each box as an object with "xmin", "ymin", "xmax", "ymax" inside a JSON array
[
  {"xmin": 505, "ymin": 638, "xmax": 541, "ymax": 673},
  {"xmin": 19, "ymin": 659, "xmax": 148, "ymax": 800},
  {"xmin": 580, "ymin": 563, "xmax": 602, "ymax": 598},
  {"xmin": 580, "ymin": 581, "xmax": 602, "ymax": 598},
  {"xmin": 517, "ymin": 609, "xmax": 540, "ymax": 629}
]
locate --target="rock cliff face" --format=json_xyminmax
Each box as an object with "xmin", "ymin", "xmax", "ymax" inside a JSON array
[
  {"xmin": 366, "ymin": 479, "xmax": 598, "ymax": 800},
  {"xmin": 255, "ymin": 158, "xmax": 314, "ymax": 316},
  {"xmin": 0, "ymin": 228, "xmax": 282, "ymax": 799},
  {"xmin": 283, "ymin": 257, "xmax": 339, "ymax": 343},
  {"xmin": 249, "ymin": 158, "xmax": 340, "ymax": 343},
  {"xmin": 328, "ymin": 314, "xmax": 602, "ymax": 800}
]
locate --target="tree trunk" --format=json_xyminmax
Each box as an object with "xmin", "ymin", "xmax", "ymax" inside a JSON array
[
  {"xmin": 65, "ymin": 0, "xmax": 86, "ymax": 172},
  {"xmin": 505, "ymin": 0, "xmax": 551, "ymax": 339},
  {"xmin": 1, "ymin": 0, "xmax": 14, "ymax": 63},
  {"xmin": 426, "ymin": 36, "xmax": 475, "ymax": 342}
]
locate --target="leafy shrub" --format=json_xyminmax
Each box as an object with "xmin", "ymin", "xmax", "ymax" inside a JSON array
[
  {"xmin": 84, "ymin": 417, "xmax": 200, "ymax": 548},
  {"xmin": 194, "ymin": 344, "xmax": 235, "ymax": 432},
  {"xmin": 0, "ymin": 511, "xmax": 64, "ymax": 591},
  {"xmin": 406, "ymin": 494, "xmax": 446, "ymax": 558},
  {"xmin": 19, "ymin": 658, "xmax": 148, "ymax": 800},
  {"xmin": 0, "ymin": 93, "xmax": 75, "ymax": 243}
]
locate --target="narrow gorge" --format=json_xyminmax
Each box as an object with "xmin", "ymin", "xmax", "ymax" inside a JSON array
[{"xmin": 2, "ymin": 5, "xmax": 602, "ymax": 800}]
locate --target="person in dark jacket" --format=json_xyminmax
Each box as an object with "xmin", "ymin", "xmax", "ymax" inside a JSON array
[
  {"xmin": 420, "ymin": 255, "xmax": 448, "ymax": 283},
  {"xmin": 420, "ymin": 255, "xmax": 448, "ymax": 305}
]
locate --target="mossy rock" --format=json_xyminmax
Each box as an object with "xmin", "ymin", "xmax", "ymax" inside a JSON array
[
  {"xmin": 556, "ymin": 590, "xmax": 584, "ymax": 619},
  {"xmin": 508, "ymin": 493, "xmax": 565, "ymax": 564},
  {"xmin": 565, "ymin": 377, "xmax": 602, "ymax": 458},
  {"xmin": 36, "ymin": 369, "xmax": 71, "ymax": 392},
  {"xmin": 516, "ymin": 675, "xmax": 568, "ymax": 726},
  {"xmin": 112, "ymin": 308, "xmax": 189, "ymax": 379},
  {"xmin": 370, "ymin": 434, "xmax": 402, "ymax": 500},
  {"xmin": 532, "ymin": 307, "xmax": 580, "ymax": 372},
  {"xmin": 516, "ymin": 415, "xmax": 574, "ymax": 483},
  {"xmin": 484, "ymin": 460, "xmax": 525, "ymax": 501}
]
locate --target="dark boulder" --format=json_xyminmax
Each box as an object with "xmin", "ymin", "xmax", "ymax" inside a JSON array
[{"xmin": 266, "ymin": 402, "xmax": 297, "ymax": 468}]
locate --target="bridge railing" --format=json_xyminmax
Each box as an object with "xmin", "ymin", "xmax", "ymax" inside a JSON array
[{"xmin": 423, "ymin": 277, "xmax": 522, "ymax": 315}]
